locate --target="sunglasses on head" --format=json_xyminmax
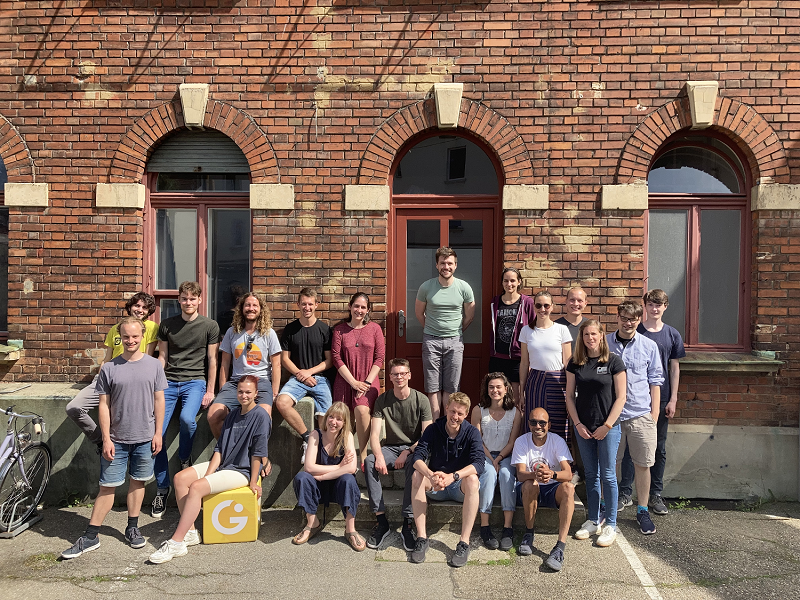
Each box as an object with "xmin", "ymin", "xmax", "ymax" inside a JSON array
[
  {"xmin": 528, "ymin": 419, "xmax": 548, "ymax": 428},
  {"xmin": 535, "ymin": 303, "xmax": 551, "ymax": 309}
]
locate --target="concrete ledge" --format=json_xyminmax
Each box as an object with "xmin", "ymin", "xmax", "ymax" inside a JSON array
[
  {"xmin": 344, "ymin": 184, "xmax": 390, "ymax": 211},
  {"xmin": 95, "ymin": 183, "xmax": 145, "ymax": 209},
  {"xmin": 502, "ymin": 184, "xmax": 548, "ymax": 210},
  {"xmin": 751, "ymin": 183, "xmax": 800, "ymax": 211},
  {"xmin": 665, "ymin": 424, "xmax": 799, "ymax": 501},
  {"xmin": 4, "ymin": 182, "xmax": 48, "ymax": 207},
  {"xmin": 679, "ymin": 351, "xmax": 782, "ymax": 374},
  {"xmin": 601, "ymin": 183, "xmax": 648, "ymax": 211},
  {"xmin": 250, "ymin": 183, "xmax": 294, "ymax": 210}
]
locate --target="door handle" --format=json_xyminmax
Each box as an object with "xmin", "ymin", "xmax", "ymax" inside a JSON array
[{"xmin": 398, "ymin": 310, "xmax": 406, "ymax": 338}]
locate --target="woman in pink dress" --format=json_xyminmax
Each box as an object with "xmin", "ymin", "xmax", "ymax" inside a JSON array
[{"xmin": 332, "ymin": 292, "xmax": 385, "ymax": 468}]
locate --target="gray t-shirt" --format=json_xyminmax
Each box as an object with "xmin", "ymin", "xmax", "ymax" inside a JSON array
[
  {"xmin": 555, "ymin": 316, "xmax": 585, "ymax": 354},
  {"xmin": 373, "ymin": 387, "xmax": 432, "ymax": 446},
  {"xmin": 158, "ymin": 314, "xmax": 220, "ymax": 381},
  {"xmin": 220, "ymin": 327, "xmax": 281, "ymax": 383},
  {"xmin": 95, "ymin": 354, "xmax": 168, "ymax": 444},
  {"xmin": 214, "ymin": 406, "xmax": 271, "ymax": 478}
]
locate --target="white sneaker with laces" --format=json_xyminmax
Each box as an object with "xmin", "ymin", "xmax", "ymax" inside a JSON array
[
  {"xmin": 300, "ymin": 440, "xmax": 308, "ymax": 465},
  {"xmin": 149, "ymin": 540, "xmax": 188, "ymax": 564},
  {"xmin": 574, "ymin": 519, "xmax": 602, "ymax": 540},
  {"xmin": 596, "ymin": 525, "xmax": 617, "ymax": 547},
  {"xmin": 183, "ymin": 529, "xmax": 201, "ymax": 546}
]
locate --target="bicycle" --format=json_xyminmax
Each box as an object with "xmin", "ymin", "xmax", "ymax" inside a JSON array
[{"xmin": 0, "ymin": 405, "xmax": 51, "ymax": 533}]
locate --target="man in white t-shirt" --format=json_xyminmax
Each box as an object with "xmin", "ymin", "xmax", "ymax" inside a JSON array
[
  {"xmin": 512, "ymin": 407, "xmax": 575, "ymax": 572},
  {"xmin": 208, "ymin": 292, "xmax": 281, "ymax": 438}
]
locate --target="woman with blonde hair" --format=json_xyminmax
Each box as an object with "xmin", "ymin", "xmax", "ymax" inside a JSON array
[{"xmin": 292, "ymin": 402, "xmax": 365, "ymax": 551}]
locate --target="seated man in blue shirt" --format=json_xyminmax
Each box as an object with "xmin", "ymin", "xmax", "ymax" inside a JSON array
[
  {"xmin": 408, "ymin": 392, "xmax": 484, "ymax": 568},
  {"xmin": 607, "ymin": 301, "xmax": 664, "ymax": 536}
]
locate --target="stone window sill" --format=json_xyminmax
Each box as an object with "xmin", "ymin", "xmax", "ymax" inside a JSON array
[{"xmin": 679, "ymin": 352, "xmax": 782, "ymax": 374}]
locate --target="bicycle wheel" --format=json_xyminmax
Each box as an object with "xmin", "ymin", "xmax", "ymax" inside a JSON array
[{"xmin": 0, "ymin": 442, "xmax": 52, "ymax": 532}]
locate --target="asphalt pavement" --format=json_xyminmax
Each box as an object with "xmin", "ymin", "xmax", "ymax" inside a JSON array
[{"xmin": 1, "ymin": 501, "xmax": 799, "ymax": 600}]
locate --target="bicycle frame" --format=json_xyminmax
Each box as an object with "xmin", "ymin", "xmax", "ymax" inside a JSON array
[{"xmin": 0, "ymin": 408, "xmax": 44, "ymax": 523}]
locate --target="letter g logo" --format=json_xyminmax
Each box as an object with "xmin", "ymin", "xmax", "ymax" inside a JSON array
[{"xmin": 211, "ymin": 500, "xmax": 248, "ymax": 535}]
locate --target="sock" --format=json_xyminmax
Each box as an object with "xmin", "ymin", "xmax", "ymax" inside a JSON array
[
  {"xmin": 480, "ymin": 525, "xmax": 491, "ymax": 536},
  {"xmin": 637, "ymin": 505, "xmax": 649, "ymax": 513},
  {"xmin": 377, "ymin": 513, "xmax": 389, "ymax": 526},
  {"xmin": 600, "ymin": 500, "xmax": 606, "ymax": 509},
  {"xmin": 555, "ymin": 540, "xmax": 566, "ymax": 552},
  {"xmin": 526, "ymin": 527, "xmax": 535, "ymax": 535},
  {"xmin": 301, "ymin": 431, "xmax": 310, "ymax": 443},
  {"xmin": 127, "ymin": 516, "xmax": 139, "ymax": 530},
  {"xmin": 85, "ymin": 524, "xmax": 100, "ymax": 539}
]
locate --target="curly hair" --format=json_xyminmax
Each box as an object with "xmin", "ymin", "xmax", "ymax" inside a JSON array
[
  {"xmin": 231, "ymin": 292, "xmax": 273, "ymax": 336},
  {"xmin": 125, "ymin": 292, "xmax": 156, "ymax": 318},
  {"xmin": 479, "ymin": 372, "xmax": 515, "ymax": 410}
]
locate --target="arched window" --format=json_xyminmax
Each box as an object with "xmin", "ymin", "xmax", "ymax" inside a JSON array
[
  {"xmin": 647, "ymin": 134, "xmax": 749, "ymax": 349},
  {"xmin": 144, "ymin": 129, "xmax": 251, "ymax": 329}
]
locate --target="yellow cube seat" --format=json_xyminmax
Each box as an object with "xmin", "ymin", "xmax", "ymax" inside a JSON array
[{"xmin": 202, "ymin": 483, "xmax": 262, "ymax": 544}]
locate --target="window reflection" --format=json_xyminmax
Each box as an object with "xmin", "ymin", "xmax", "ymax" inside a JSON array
[{"xmin": 649, "ymin": 146, "xmax": 740, "ymax": 193}]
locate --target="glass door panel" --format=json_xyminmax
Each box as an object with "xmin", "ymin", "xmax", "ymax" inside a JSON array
[
  {"xmin": 449, "ymin": 219, "xmax": 482, "ymax": 344},
  {"xmin": 155, "ymin": 208, "xmax": 197, "ymax": 289},
  {"xmin": 699, "ymin": 209, "xmax": 741, "ymax": 344},
  {"xmin": 208, "ymin": 209, "xmax": 252, "ymax": 331},
  {"xmin": 648, "ymin": 210, "xmax": 688, "ymax": 338},
  {"xmin": 406, "ymin": 220, "xmax": 440, "ymax": 343}
]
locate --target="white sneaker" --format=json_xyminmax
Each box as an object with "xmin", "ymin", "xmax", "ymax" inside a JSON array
[
  {"xmin": 183, "ymin": 529, "xmax": 201, "ymax": 546},
  {"xmin": 300, "ymin": 440, "xmax": 308, "ymax": 465},
  {"xmin": 574, "ymin": 519, "xmax": 602, "ymax": 540},
  {"xmin": 596, "ymin": 525, "xmax": 617, "ymax": 547},
  {"xmin": 149, "ymin": 540, "xmax": 188, "ymax": 564}
]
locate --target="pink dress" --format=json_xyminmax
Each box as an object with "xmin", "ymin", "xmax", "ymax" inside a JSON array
[{"xmin": 331, "ymin": 321, "xmax": 385, "ymax": 410}]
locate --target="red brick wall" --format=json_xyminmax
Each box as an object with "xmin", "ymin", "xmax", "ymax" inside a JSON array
[{"xmin": 0, "ymin": 1, "xmax": 797, "ymax": 427}]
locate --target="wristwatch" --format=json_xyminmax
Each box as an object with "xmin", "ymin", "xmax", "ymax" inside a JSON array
[{"xmin": 453, "ymin": 471, "xmax": 460, "ymax": 482}]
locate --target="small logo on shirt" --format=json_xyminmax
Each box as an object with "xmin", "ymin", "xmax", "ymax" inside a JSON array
[{"xmin": 596, "ymin": 366, "xmax": 608, "ymax": 374}]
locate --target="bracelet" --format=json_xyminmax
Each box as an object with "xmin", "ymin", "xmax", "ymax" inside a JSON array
[{"xmin": 604, "ymin": 421, "xmax": 614, "ymax": 429}]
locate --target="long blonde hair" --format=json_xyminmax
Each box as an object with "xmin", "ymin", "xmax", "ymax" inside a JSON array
[
  {"xmin": 231, "ymin": 292, "xmax": 273, "ymax": 336},
  {"xmin": 572, "ymin": 319, "xmax": 610, "ymax": 366},
  {"xmin": 322, "ymin": 402, "xmax": 351, "ymax": 458}
]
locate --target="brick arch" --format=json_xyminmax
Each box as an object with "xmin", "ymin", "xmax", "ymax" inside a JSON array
[
  {"xmin": 617, "ymin": 96, "xmax": 790, "ymax": 184},
  {"xmin": 357, "ymin": 97, "xmax": 535, "ymax": 185},
  {"xmin": 0, "ymin": 114, "xmax": 35, "ymax": 183},
  {"xmin": 109, "ymin": 100, "xmax": 279, "ymax": 183}
]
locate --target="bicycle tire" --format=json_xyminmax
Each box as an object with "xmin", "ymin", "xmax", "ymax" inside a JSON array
[{"xmin": 0, "ymin": 441, "xmax": 52, "ymax": 532}]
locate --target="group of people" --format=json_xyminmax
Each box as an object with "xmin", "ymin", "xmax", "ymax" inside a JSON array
[{"xmin": 59, "ymin": 246, "xmax": 685, "ymax": 573}]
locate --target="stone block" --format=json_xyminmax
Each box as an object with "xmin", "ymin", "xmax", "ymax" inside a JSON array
[
  {"xmin": 433, "ymin": 83, "xmax": 463, "ymax": 129},
  {"xmin": 95, "ymin": 183, "xmax": 145, "ymax": 209},
  {"xmin": 502, "ymin": 184, "xmax": 549, "ymax": 210},
  {"xmin": 250, "ymin": 183, "xmax": 294, "ymax": 210},
  {"xmin": 179, "ymin": 83, "xmax": 209, "ymax": 128},
  {"xmin": 686, "ymin": 80, "xmax": 719, "ymax": 129},
  {"xmin": 344, "ymin": 185, "xmax": 390, "ymax": 211},
  {"xmin": 601, "ymin": 183, "xmax": 648, "ymax": 211},
  {"xmin": 751, "ymin": 184, "xmax": 800, "ymax": 211},
  {"xmin": 4, "ymin": 182, "xmax": 48, "ymax": 207}
]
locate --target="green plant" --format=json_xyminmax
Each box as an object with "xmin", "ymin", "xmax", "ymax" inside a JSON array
[{"xmin": 669, "ymin": 497, "xmax": 705, "ymax": 510}]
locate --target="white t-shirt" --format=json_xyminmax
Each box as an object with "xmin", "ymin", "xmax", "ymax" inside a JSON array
[
  {"xmin": 519, "ymin": 323, "xmax": 572, "ymax": 372},
  {"xmin": 511, "ymin": 432, "xmax": 573, "ymax": 486}
]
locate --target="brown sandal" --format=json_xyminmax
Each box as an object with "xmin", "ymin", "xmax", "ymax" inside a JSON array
[
  {"xmin": 345, "ymin": 531, "xmax": 366, "ymax": 552},
  {"xmin": 292, "ymin": 519, "xmax": 323, "ymax": 545}
]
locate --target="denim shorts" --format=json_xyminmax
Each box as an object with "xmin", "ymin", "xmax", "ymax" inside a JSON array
[
  {"xmin": 100, "ymin": 441, "xmax": 154, "ymax": 487},
  {"xmin": 516, "ymin": 480, "xmax": 561, "ymax": 510},
  {"xmin": 426, "ymin": 478, "xmax": 465, "ymax": 503},
  {"xmin": 278, "ymin": 375, "xmax": 333, "ymax": 417}
]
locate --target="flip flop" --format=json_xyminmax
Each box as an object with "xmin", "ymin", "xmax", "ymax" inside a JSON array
[
  {"xmin": 345, "ymin": 531, "xmax": 366, "ymax": 552},
  {"xmin": 292, "ymin": 520, "xmax": 323, "ymax": 545}
]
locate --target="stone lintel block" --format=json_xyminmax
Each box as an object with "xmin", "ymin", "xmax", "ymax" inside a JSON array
[
  {"xmin": 249, "ymin": 183, "xmax": 294, "ymax": 210},
  {"xmin": 4, "ymin": 183, "xmax": 49, "ymax": 207},
  {"xmin": 686, "ymin": 80, "xmax": 719, "ymax": 129},
  {"xmin": 601, "ymin": 183, "xmax": 648, "ymax": 211},
  {"xmin": 751, "ymin": 183, "xmax": 800, "ymax": 211},
  {"xmin": 179, "ymin": 83, "xmax": 210, "ymax": 128},
  {"xmin": 433, "ymin": 83, "xmax": 463, "ymax": 129},
  {"xmin": 502, "ymin": 184, "xmax": 549, "ymax": 210},
  {"xmin": 95, "ymin": 183, "xmax": 145, "ymax": 209},
  {"xmin": 344, "ymin": 185, "xmax": 390, "ymax": 211}
]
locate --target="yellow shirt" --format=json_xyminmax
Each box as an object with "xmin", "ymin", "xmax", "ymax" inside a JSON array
[{"xmin": 104, "ymin": 320, "xmax": 159, "ymax": 358}]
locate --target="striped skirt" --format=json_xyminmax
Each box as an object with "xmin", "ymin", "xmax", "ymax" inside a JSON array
[{"xmin": 523, "ymin": 368, "xmax": 570, "ymax": 444}]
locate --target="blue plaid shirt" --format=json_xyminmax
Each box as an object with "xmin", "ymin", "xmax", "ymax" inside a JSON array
[{"xmin": 606, "ymin": 333, "xmax": 664, "ymax": 421}]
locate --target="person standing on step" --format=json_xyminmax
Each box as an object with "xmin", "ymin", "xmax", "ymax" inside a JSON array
[{"xmin": 555, "ymin": 286, "xmax": 588, "ymax": 355}]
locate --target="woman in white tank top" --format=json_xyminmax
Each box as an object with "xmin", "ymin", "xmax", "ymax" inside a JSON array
[{"xmin": 471, "ymin": 372, "xmax": 521, "ymax": 551}]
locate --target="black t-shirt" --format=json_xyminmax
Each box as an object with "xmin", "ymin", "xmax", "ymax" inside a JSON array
[
  {"xmin": 494, "ymin": 297, "xmax": 521, "ymax": 356},
  {"xmin": 280, "ymin": 319, "xmax": 335, "ymax": 379},
  {"xmin": 566, "ymin": 354, "xmax": 627, "ymax": 430}
]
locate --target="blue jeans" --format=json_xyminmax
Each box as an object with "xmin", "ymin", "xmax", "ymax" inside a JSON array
[
  {"xmin": 619, "ymin": 402, "xmax": 669, "ymax": 496},
  {"xmin": 154, "ymin": 379, "xmax": 206, "ymax": 490},
  {"xmin": 478, "ymin": 452, "xmax": 516, "ymax": 513},
  {"xmin": 573, "ymin": 423, "xmax": 621, "ymax": 528},
  {"xmin": 99, "ymin": 441, "xmax": 154, "ymax": 487}
]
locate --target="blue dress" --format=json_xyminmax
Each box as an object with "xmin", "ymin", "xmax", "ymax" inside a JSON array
[{"xmin": 293, "ymin": 429, "xmax": 361, "ymax": 518}]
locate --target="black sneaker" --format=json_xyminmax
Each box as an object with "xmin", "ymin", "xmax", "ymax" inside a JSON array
[
  {"xmin": 649, "ymin": 494, "xmax": 669, "ymax": 515},
  {"xmin": 545, "ymin": 545, "xmax": 565, "ymax": 571},
  {"xmin": 449, "ymin": 540, "xmax": 471, "ymax": 568},
  {"xmin": 401, "ymin": 518, "xmax": 416, "ymax": 552},
  {"xmin": 637, "ymin": 509, "xmax": 656, "ymax": 535},
  {"xmin": 180, "ymin": 456, "xmax": 193, "ymax": 471},
  {"xmin": 61, "ymin": 535, "xmax": 100, "ymax": 559},
  {"xmin": 410, "ymin": 537, "xmax": 429, "ymax": 563},
  {"xmin": 480, "ymin": 526, "xmax": 499, "ymax": 550},
  {"xmin": 499, "ymin": 527, "xmax": 514, "ymax": 551},
  {"xmin": 151, "ymin": 488, "xmax": 170, "ymax": 518},
  {"xmin": 125, "ymin": 526, "xmax": 145, "ymax": 549},
  {"xmin": 518, "ymin": 532, "xmax": 534, "ymax": 556},
  {"xmin": 366, "ymin": 519, "xmax": 391, "ymax": 549}
]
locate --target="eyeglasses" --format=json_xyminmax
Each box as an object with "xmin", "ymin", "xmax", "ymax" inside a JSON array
[
  {"xmin": 528, "ymin": 419, "xmax": 548, "ymax": 428},
  {"xmin": 390, "ymin": 371, "xmax": 410, "ymax": 378},
  {"xmin": 245, "ymin": 335, "xmax": 256, "ymax": 353},
  {"xmin": 618, "ymin": 316, "xmax": 639, "ymax": 324},
  {"xmin": 535, "ymin": 303, "xmax": 551, "ymax": 309}
]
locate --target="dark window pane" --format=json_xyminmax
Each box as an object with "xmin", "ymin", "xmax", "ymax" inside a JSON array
[
  {"xmin": 699, "ymin": 210, "xmax": 741, "ymax": 344},
  {"xmin": 0, "ymin": 208, "xmax": 7, "ymax": 332},
  {"xmin": 449, "ymin": 219, "xmax": 482, "ymax": 344},
  {"xmin": 156, "ymin": 209, "xmax": 197, "ymax": 289},
  {"xmin": 406, "ymin": 220, "xmax": 440, "ymax": 343},
  {"xmin": 0, "ymin": 160, "xmax": 7, "ymax": 186},
  {"xmin": 156, "ymin": 173, "xmax": 249, "ymax": 192},
  {"xmin": 207, "ymin": 209, "xmax": 251, "ymax": 329},
  {"xmin": 394, "ymin": 137, "xmax": 498, "ymax": 195},
  {"xmin": 160, "ymin": 300, "xmax": 181, "ymax": 321},
  {"xmin": 648, "ymin": 210, "xmax": 688, "ymax": 339},
  {"xmin": 649, "ymin": 147, "xmax": 739, "ymax": 193}
]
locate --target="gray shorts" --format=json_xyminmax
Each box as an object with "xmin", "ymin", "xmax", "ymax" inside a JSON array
[
  {"xmin": 212, "ymin": 378, "xmax": 275, "ymax": 410},
  {"xmin": 617, "ymin": 413, "xmax": 657, "ymax": 468},
  {"xmin": 421, "ymin": 333, "xmax": 464, "ymax": 394}
]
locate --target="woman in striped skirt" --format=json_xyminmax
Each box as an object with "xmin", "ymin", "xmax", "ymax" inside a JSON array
[{"xmin": 518, "ymin": 291, "xmax": 573, "ymax": 443}]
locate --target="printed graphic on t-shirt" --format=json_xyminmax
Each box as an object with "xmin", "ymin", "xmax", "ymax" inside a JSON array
[
  {"xmin": 234, "ymin": 340, "xmax": 263, "ymax": 367},
  {"xmin": 495, "ymin": 299, "xmax": 520, "ymax": 354}
]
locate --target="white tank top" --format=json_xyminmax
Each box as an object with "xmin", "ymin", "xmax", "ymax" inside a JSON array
[{"xmin": 480, "ymin": 406, "xmax": 517, "ymax": 452}]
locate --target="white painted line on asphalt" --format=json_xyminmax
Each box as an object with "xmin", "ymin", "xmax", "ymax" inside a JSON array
[{"xmin": 616, "ymin": 531, "xmax": 664, "ymax": 600}]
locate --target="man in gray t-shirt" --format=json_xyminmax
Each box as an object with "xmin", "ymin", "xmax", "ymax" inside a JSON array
[{"xmin": 62, "ymin": 317, "xmax": 167, "ymax": 560}]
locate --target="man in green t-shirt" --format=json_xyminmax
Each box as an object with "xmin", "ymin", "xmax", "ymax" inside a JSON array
[
  {"xmin": 364, "ymin": 358, "xmax": 432, "ymax": 551},
  {"xmin": 414, "ymin": 246, "xmax": 475, "ymax": 420}
]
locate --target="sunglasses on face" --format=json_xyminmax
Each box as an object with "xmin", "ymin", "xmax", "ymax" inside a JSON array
[
  {"xmin": 529, "ymin": 419, "xmax": 549, "ymax": 428},
  {"xmin": 535, "ymin": 303, "xmax": 551, "ymax": 309}
]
